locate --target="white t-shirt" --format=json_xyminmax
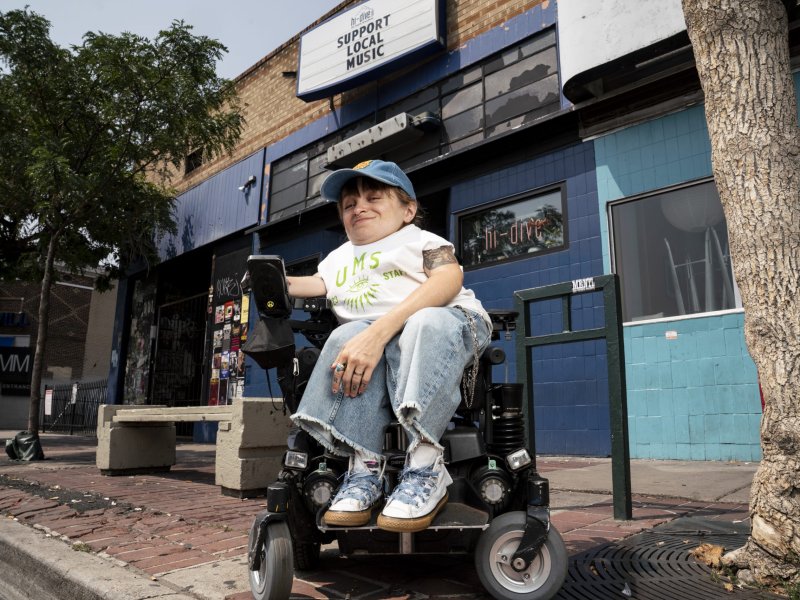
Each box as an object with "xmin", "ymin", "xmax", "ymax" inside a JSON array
[{"xmin": 317, "ymin": 225, "xmax": 490, "ymax": 326}]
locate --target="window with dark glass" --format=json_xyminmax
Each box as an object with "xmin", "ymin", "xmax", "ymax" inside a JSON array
[
  {"xmin": 184, "ymin": 148, "xmax": 203, "ymax": 174},
  {"xmin": 458, "ymin": 186, "xmax": 566, "ymax": 269},
  {"xmin": 610, "ymin": 180, "xmax": 740, "ymax": 322}
]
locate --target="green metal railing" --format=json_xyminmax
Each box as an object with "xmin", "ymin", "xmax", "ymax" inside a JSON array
[{"xmin": 514, "ymin": 274, "xmax": 632, "ymax": 520}]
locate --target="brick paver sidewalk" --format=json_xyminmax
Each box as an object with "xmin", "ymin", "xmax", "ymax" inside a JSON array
[{"xmin": 0, "ymin": 433, "xmax": 750, "ymax": 599}]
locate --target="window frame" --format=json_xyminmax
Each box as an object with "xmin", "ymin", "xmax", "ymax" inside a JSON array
[
  {"xmin": 607, "ymin": 177, "xmax": 743, "ymax": 325},
  {"xmin": 456, "ymin": 183, "xmax": 569, "ymax": 271}
]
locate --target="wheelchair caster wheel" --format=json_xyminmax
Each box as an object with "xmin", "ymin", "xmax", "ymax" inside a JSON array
[
  {"xmin": 475, "ymin": 511, "xmax": 567, "ymax": 600},
  {"xmin": 248, "ymin": 517, "xmax": 293, "ymax": 600}
]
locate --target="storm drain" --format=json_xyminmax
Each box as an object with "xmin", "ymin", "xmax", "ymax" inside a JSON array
[{"xmin": 554, "ymin": 517, "xmax": 782, "ymax": 600}]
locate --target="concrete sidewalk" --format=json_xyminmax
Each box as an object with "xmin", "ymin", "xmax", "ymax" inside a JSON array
[{"xmin": 0, "ymin": 431, "xmax": 757, "ymax": 599}]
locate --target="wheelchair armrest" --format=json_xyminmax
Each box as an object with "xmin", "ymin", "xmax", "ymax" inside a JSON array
[
  {"xmin": 487, "ymin": 309, "xmax": 518, "ymax": 325},
  {"xmin": 294, "ymin": 296, "xmax": 333, "ymax": 313}
]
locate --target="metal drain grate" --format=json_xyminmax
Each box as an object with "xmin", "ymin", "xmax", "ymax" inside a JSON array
[{"xmin": 554, "ymin": 517, "xmax": 783, "ymax": 600}]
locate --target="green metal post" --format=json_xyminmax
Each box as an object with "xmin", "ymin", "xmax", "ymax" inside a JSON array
[
  {"xmin": 514, "ymin": 275, "xmax": 632, "ymax": 520},
  {"xmin": 604, "ymin": 276, "xmax": 632, "ymax": 519}
]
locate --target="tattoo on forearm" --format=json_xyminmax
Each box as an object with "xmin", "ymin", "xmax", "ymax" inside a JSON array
[{"xmin": 423, "ymin": 246, "xmax": 458, "ymax": 270}]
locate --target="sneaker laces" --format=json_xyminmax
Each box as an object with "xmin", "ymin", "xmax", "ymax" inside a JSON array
[
  {"xmin": 332, "ymin": 460, "xmax": 384, "ymax": 506},
  {"xmin": 390, "ymin": 464, "xmax": 439, "ymax": 508},
  {"xmin": 334, "ymin": 471, "xmax": 379, "ymax": 502}
]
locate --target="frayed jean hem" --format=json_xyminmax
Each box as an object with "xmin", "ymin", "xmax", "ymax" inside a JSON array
[
  {"xmin": 396, "ymin": 401, "xmax": 444, "ymax": 452},
  {"xmin": 290, "ymin": 413, "xmax": 383, "ymax": 463}
]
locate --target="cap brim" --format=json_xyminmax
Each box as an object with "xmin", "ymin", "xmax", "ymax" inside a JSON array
[
  {"xmin": 319, "ymin": 168, "xmax": 400, "ymax": 202},
  {"xmin": 319, "ymin": 169, "xmax": 359, "ymax": 202}
]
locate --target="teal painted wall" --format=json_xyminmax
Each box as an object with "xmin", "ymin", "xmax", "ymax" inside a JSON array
[
  {"xmin": 595, "ymin": 106, "xmax": 713, "ymax": 272},
  {"xmin": 594, "ymin": 104, "xmax": 763, "ymax": 462},
  {"xmin": 624, "ymin": 313, "xmax": 761, "ymax": 461}
]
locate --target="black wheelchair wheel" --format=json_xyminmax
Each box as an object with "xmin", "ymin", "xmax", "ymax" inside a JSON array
[
  {"xmin": 248, "ymin": 517, "xmax": 294, "ymax": 600},
  {"xmin": 474, "ymin": 511, "xmax": 567, "ymax": 600}
]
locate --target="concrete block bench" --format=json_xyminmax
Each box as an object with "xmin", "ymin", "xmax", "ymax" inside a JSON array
[{"xmin": 96, "ymin": 399, "xmax": 292, "ymax": 497}]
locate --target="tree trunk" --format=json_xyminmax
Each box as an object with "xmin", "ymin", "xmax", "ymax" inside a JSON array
[
  {"xmin": 682, "ymin": 0, "xmax": 800, "ymax": 587},
  {"xmin": 27, "ymin": 233, "xmax": 58, "ymax": 436}
]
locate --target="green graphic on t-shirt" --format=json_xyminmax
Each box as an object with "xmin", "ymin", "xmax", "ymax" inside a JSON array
[
  {"xmin": 334, "ymin": 251, "xmax": 383, "ymax": 313},
  {"xmin": 343, "ymin": 276, "xmax": 381, "ymax": 312},
  {"xmin": 335, "ymin": 251, "xmax": 382, "ymax": 287}
]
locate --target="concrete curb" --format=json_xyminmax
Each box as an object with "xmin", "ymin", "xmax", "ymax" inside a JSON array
[{"xmin": 0, "ymin": 518, "xmax": 199, "ymax": 600}]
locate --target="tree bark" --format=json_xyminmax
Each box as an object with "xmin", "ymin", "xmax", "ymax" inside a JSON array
[
  {"xmin": 27, "ymin": 232, "xmax": 58, "ymax": 436},
  {"xmin": 682, "ymin": 0, "xmax": 800, "ymax": 587}
]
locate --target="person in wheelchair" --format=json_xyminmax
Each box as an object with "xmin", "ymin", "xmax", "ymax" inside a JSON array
[{"xmin": 285, "ymin": 159, "xmax": 491, "ymax": 533}]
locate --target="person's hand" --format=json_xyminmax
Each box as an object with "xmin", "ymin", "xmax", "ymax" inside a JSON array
[{"xmin": 330, "ymin": 326, "xmax": 389, "ymax": 397}]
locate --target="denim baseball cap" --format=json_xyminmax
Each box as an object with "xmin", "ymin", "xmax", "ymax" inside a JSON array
[{"xmin": 320, "ymin": 160, "xmax": 416, "ymax": 202}]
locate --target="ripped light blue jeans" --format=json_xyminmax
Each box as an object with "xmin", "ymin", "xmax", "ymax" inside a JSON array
[{"xmin": 291, "ymin": 306, "xmax": 491, "ymax": 462}]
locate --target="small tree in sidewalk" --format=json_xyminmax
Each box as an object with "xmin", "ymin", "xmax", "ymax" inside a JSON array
[
  {"xmin": 0, "ymin": 9, "xmax": 244, "ymax": 438},
  {"xmin": 682, "ymin": 0, "xmax": 800, "ymax": 589}
]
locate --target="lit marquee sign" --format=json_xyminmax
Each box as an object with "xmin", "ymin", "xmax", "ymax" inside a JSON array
[{"xmin": 297, "ymin": 0, "xmax": 446, "ymax": 101}]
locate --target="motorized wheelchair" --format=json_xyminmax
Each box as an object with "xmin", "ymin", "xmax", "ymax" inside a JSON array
[{"xmin": 243, "ymin": 255, "xmax": 568, "ymax": 600}]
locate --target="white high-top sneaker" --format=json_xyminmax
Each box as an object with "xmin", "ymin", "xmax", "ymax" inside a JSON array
[
  {"xmin": 323, "ymin": 451, "xmax": 383, "ymax": 527},
  {"xmin": 377, "ymin": 443, "xmax": 452, "ymax": 532}
]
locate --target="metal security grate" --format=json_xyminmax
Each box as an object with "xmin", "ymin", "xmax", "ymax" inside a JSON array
[{"xmin": 554, "ymin": 517, "xmax": 782, "ymax": 600}]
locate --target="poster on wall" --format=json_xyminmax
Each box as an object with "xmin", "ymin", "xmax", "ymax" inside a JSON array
[
  {"xmin": 207, "ymin": 246, "xmax": 250, "ymax": 406},
  {"xmin": 209, "ymin": 377, "xmax": 219, "ymax": 405},
  {"xmin": 240, "ymin": 295, "xmax": 250, "ymax": 343},
  {"xmin": 218, "ymin": 378, "xmax": 228, "ymax": 405},
  {"xmin": 231, "ymin": 324, "xmax": 241, "ymax": 351}
]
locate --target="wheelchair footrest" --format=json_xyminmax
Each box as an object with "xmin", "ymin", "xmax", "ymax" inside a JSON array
[{"xmin": 317, "ymin": 501, "xmax": 489, "ymax": 533}]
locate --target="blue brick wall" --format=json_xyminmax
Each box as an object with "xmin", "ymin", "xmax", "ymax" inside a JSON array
[
  {"xmin": 451, "ymin": 142, "xmax": 609, "ymax": 455},
  {"xmin": 452, "ymin": 143, "xmax": 602, "ymax": 304},
  {"xmin": 595, "ymin": 107, "xmax": 762, "ymax": 461}
]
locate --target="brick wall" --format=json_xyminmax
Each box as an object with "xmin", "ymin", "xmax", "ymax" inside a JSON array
[
  {"xmin": 0, "ymin": 277, "xmax": 93, "ymax": 384},
  {"xmin": 176, "ymin": 0, "xmax": 547, "ymax": 192}
]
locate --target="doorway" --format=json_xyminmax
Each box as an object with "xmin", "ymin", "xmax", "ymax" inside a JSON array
[{"xmin": 149, "ymin": 293, "xmax": 207, "ymax": 410}]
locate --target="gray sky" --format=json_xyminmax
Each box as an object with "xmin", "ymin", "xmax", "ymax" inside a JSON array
[{"xmin": 0, "ymin": 0, "xmax": 343, "ymax": 79}]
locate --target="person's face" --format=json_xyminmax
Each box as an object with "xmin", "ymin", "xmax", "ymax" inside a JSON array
[{"xmin": 340, "ymin": 180, "xmax": 416, "ymax": 245}]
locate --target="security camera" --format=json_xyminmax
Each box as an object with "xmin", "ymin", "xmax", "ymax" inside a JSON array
[{"xmin": 239, "ymin": 175, "xmax": 257, "ymax": 192}]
